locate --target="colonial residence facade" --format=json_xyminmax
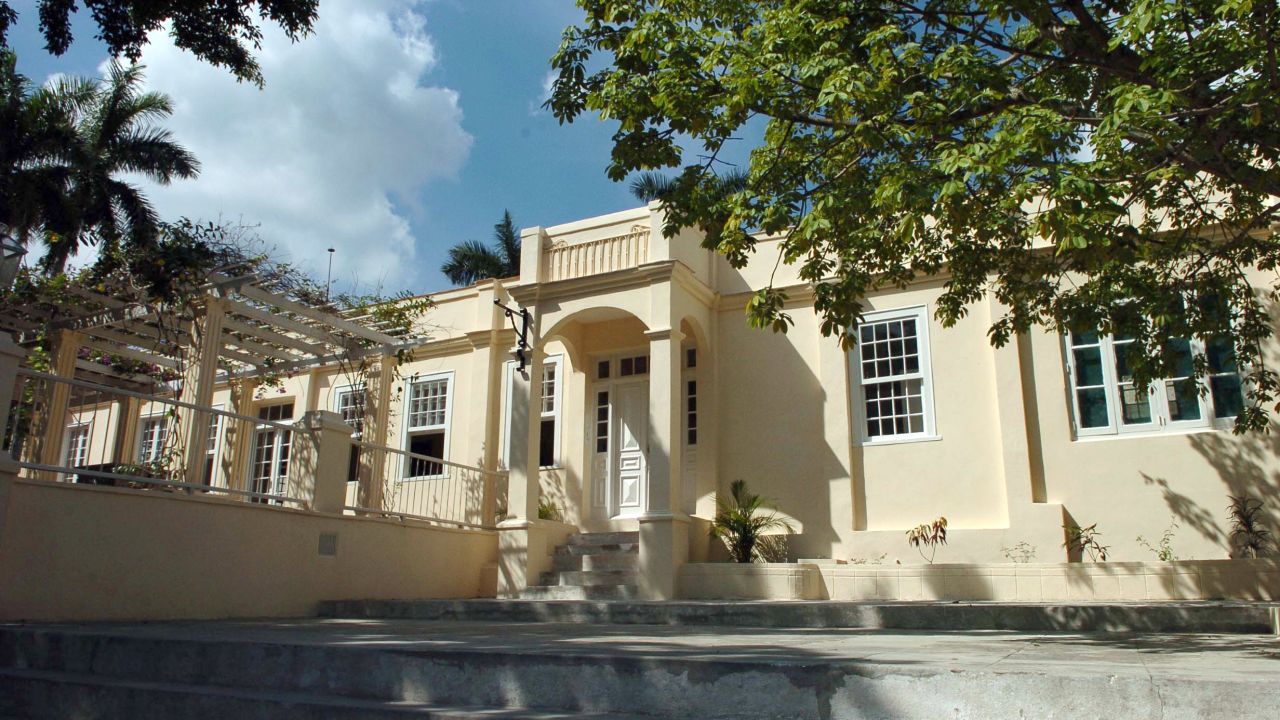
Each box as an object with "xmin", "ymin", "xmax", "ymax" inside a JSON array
[{"xmin": 5, "ymin": 201, "xmax": 1278, "ymax": 609}]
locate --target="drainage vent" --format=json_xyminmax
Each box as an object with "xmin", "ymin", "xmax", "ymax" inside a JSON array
[{"xmin": 318, "ymin": 533, "xmax": 339, "ymax": 557}]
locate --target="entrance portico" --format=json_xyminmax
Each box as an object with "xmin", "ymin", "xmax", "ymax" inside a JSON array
[{"xmin": 495, "ymin": 215, "xmax": 716, "ymax": 598}]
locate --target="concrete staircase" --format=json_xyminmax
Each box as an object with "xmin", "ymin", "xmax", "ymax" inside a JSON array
[
  {"xmin": 520, "ymin": 531, "xmax": 640, "ymax": 601},
  {"xmin": 3, "ymin": 614, "xmax": 1279, "ymax": 719}
]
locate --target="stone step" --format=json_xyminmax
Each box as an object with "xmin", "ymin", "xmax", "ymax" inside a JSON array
[
  {"xmin": 567, "ymin": 532, "xmax": 639, "ymax": 546},
  {"xmin": 319, "ymin": 599, "xmax": 1280, "ymax": 634},
  {"xmin": 552, "ymin": 552, "xmax": 639, "ymax": 572},
  {"xmin": 0, "ymin": 668, "xmax": 644, "ymax": 720},
  {"xmin": 556, "ymin": 571, "xmax": 638, "ymax": 587},
  {"xmin": 554, "ymin": 543, "xmax": 639, "ymax": 557},
  {"xmin": 2, "ymin": 621, "xmax": 1277, "ymax": 719},
  {"xmin": 518, "ymin": 585, "xmax": 640, "ymax": 601}
]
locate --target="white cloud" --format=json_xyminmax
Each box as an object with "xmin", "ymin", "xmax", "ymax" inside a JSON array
[
  {"xmin": 528, "ymin": 69, "xmax": 557, "ymax": 116},
  {"xmin": 125, "ymin": 0, "xmax": 472, "ymax": 290}
]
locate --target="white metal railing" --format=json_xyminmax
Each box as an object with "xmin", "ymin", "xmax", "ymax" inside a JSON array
[
  {"xmin": 3, "ymin": 367, "xmax": 313, "ymax": 509},
  {"xmin": 346, "ymin": 440, "xmax": 503, "ymax": 529},
  {"xmin": 542, "ymin": 225, "xmax": 649, "ymax": 282}
]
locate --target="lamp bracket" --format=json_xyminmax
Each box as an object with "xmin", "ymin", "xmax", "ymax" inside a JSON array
[{"xmin": 493, "ymin": 298, "xmax": 532, "ymax": 371}]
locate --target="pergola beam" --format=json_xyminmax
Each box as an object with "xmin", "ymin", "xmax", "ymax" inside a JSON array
[
  {"xmin": 82, "ymin": 337, "xmax": 178, "ymax": 369},
  {"xmin": 229, "ymin": 339, "xmax": 419, "ymax": 378},
  {"xmin": 84, "ymin": 326, "xmax": 180, "ymax": 354},
  {"xmin": 230, "ymin": 281, "xmax": 399, "ymax": 345},
  {"xmin": 218, "ymin": 331, "xmax": 302, "ymax": 363},
  {"xmin": 223, "ymin": 298, "xmax": 346, "ymax": 348},
  {"xmin": 221, "ymin": 317, "xmax": 326, "ymax": 356}
]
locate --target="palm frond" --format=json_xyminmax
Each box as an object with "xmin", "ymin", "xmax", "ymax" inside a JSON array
[
  {"xmin": 441, "ymin": 239, "xmax": 507, "ymax": 285},
  {"xmin": 493, "ymin": 209, "xmax": 521, "ymax": 275},
  {"xmin": 629, "ymin": 171, "xmax": 672, "ymax": 202}
]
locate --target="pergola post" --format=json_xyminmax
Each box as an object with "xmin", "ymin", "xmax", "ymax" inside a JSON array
[
  {"xmin": 358, "ymin": 354, "xmax": 395, "ymax": 511},
  {"xmin": 223, "ymin": 377, "xmax": 258, "ymax": 493},
  {"xmin": 34, "ymin": 329, "xmax": 83, "ymax": 475},
  {"xmin": 109, "ymin": 397, "xmax": 141, "ymax": 466},
  {"xmin": 178, "ymin": 297, "xmax": 227, "ymax": 485}
]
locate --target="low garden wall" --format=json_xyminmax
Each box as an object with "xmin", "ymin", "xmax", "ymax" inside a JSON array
[
  {"xmin": 0, "ymin": 472, "xmax": 499, "ymax": 621},
  {"xmin": 678, "ymin": 559, "xmax": 1280, "ymax": 602}
]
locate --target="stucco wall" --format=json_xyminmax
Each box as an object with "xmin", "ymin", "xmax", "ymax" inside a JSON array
[{"xmin": 0, "ymin": 473, "xmax": 498, "ymax": 621}]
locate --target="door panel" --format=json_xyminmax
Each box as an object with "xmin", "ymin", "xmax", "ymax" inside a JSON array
[{"xmin": 613, "ymin": 382, "xmax": 647, "ymax": 514}]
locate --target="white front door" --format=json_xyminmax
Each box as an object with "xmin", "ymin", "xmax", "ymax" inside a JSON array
[{"xmin": 610, "ymin": 381, "xmax": 647, "ymax": 517}]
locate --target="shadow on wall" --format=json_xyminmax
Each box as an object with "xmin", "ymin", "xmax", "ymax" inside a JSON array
[
  {"xmin": 1143, "ymin": 421, "xmax": 1280, "ymax": 556},
  {"xmin": 719, "ymin": 319, "xmax": 843, "ymax": 560}
]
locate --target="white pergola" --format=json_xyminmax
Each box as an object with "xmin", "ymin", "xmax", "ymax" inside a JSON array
[{"xmin": 1, "ymin": 272, "xmax": 429, "ymax": 481}]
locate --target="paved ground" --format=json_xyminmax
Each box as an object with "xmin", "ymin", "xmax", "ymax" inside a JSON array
[{"xmin": 19, "ymin": 617, "xmax": 1280, "ymax": 685}]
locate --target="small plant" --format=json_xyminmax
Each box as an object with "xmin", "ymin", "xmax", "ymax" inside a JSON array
[
  {"xmin": 906, "ymin": 516, "xmax": 948, "ymax": 564},
  {"xmin": 1136, "ymin": 521, "xmax": 1178, "ymax": 561},
  {"xmin": 849, "ymin": 553, "xmax": 887, "ymax": 565},
  {"xmin": 711, "ymin": 479, "xmax": 793, "ymax": 563},
  {"xmin": 1063, "ymin": 523, "xmax": 1110, "ymax": 562},
  {"xmin": 1228, "ymin": 495, "xmax": 1271, "ymax": 559},
  {"xmin": 537, "ymin": 496, "xmax": 562, "ymax": 522},
  {"xmin": 1001, "ymin": 541, "xmax": 1037, "ymax": 563}
]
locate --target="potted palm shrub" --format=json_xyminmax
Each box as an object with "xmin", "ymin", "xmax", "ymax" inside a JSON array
[{"xmin": 711, "ymin": 479, "xmax": 792, "ymax": 563}]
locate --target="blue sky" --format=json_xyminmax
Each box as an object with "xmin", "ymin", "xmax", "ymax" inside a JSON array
[{"xmin": 6, "ymin": 1, "xmax": 756, "ymax": 294}]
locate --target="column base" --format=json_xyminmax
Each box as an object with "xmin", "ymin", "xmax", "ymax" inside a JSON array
[
  {"xmin": 638, "ymin": 514, "xmax": 690, "ymax": 600},
  {"xmin": 496, "ymin": 518, "xmax": 577, "ymax": 598}
]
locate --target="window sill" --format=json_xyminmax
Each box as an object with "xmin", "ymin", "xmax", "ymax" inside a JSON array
[
  {"xmin": 1073, "ymin": 423, "xmax": 1235, "ymax": 443},
  {"xmin": 855, "ymin": 433, "xmax": 943, "ymax": 448}
]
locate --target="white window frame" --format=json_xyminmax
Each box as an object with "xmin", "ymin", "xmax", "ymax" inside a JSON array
[
  {"xmin": 850, "ymin": 305, "xmax": 940, "ymax": 445},
  {"xmin": 1064, "ymin": 331, "xmax": 1243, "ymax": 439},
  {"xmin": 249, "ymin": 401, "xmax": 295, "ymax": 498},
  {"xmin": 403, "ymin": 371, "xmax": 453, "ymax": 479},
  {"xmin": 204, "ymin": 404, "xmax": 225, "ymax": 486},
  {"xmin": 137, "ymin": 413, "xmax": 170, "ymax": 464},
  {"xmin": 63, "ymin": 422, "xmax": 91, "ymax": 469},
  {"xmin": 501, "ymin": 355, "xmax": 564, "ymax": 469},
  {"xmin": 333, "ymin": 384, "xmax": 365, "ymax": 487},
  {"xmin": 333, "ymin": 383, "xmax": 367, "ymax": 438}
]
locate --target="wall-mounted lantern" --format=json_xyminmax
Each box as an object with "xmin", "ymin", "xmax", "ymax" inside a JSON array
[{"xmin": 0, "ymin": 227, "xmax": 26, "ymax": 293}]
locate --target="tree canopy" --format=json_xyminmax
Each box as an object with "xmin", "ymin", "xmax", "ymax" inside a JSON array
[
  {"xmin": 548, "ymin": 0, "xmax": 1280, "ymax": 431},
  {"xmin": 0, "ymin": 0, "xmax": 318, "ymax": 86}
]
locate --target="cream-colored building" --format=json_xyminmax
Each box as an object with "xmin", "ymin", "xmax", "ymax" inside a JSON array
[{"xmin": 36, "ymin": 202, "xmax": 1278, "ymax": 600}]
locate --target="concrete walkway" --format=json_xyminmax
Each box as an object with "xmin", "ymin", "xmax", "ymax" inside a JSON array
[{"xmin": 3, "ymin": 618, "xmax": 1279, "ymax": 718}]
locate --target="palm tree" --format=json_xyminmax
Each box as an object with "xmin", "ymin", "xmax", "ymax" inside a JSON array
[
  {"xmin": 628, "ymin": 168, "xmax": 748, "ymax": 203},
  {"xmin": 710, "ymin": 479, "xmax": 792, "ymax": 563},
  {"xmin": 40, "ymin": 60, "xmax": 199, "ymax": 274},
  {"xmin": 441, "ymin": 210, "xmax": 522, "ymax": 286},
  {"xmin": 0, "ymin": 50, "xmax": 86, "ymax": 247}
]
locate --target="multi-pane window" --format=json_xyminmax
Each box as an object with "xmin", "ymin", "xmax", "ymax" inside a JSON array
[
  {"xmin": 502, "ymin": 358, "xmax": 563, "ymax": 469},
  {"xmin": 203, "ymin": 410, "xmax": 223, "ymax": 485},
  {"xmin": 619, "ymin": 355, "xmax": 649, "ymax": 377},
  {"xmin": 336, "ymin": 387, "xmax": 366, "ymax": 437},
  {"xmin": 407, "ymin": 378, "xmax": 448, "ymax": 429},
  {"xmin": 251, "ymin": 402, "xmax": 293, "ymax": 499},
  {"xmin": 539, "ymin": 360, "xmax": 559, "ymax": 467},
  {"xmin": 595, "ymin": 390, "xmax": 610, "ymax": 453},
  {"xmin": 852, "ymin": 307, "xmax": 936, "ymax": 441},
  {"xmin": 335, "ymin": 387, "xmax": 366, "ymax": 484},
  {"xmin": 1066, "ymin": 330, "xmax": 1244, "ymax": 437},
  {"xmin": 64, "ymin": 424, "xmax": 90, "ymax": 468},
  {"xmin": 406, "ymin": 374, "xmax": 450, "ymax": 478},
  {"xmin": 685, "ymin": 348, "xmax": 697, "ymax": 446},
  {"xmin": 137, "ymin": 415, "xmax": 169, "ymax": 463},
  {"xmin": 686, "ymin": 380, "xmax": 697, "ymax": 446}
]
